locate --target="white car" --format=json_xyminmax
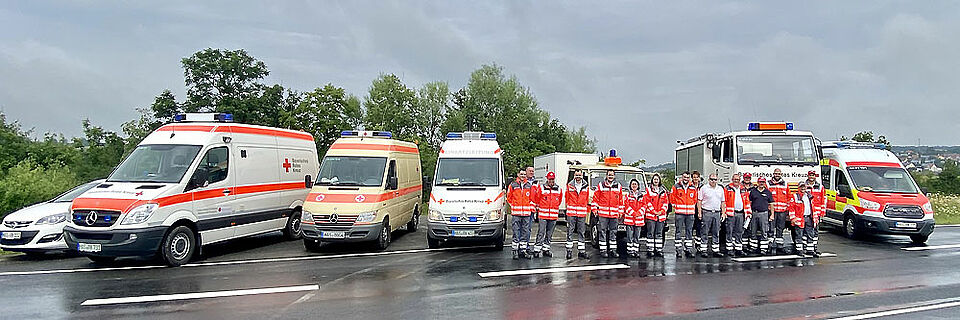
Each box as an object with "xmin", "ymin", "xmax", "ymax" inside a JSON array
[{"xmin": 1, "ymin": 179, "xmax": 105, "ymax": 255}]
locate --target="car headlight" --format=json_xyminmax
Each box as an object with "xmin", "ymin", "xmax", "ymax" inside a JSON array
[
  {"xmin": 859, "ymin": 198, "xmax": 882, "ymax": 211},
  {"xmin": 301, "ymin": 210, "xmax": 314, "ymax": 222},
  {"xmin": 486, "ymin": 210, "xmax": 502, "ymax": 221},
  {"xmin": 356, "ymin": 212, "xmax": 377, "ymax": 223},
  {"xmin": 36, "ymin": 213, "xmax": 68, "ymax": 225},
  {"xmin": 428, "ymin": 209, "xmax": 442, "ymax": 221},
  {"xmin": 121, "ymin": 204, "xmax": 159, "ymax": 225},
  {"xmin": 922, "ymin": 201, "xmax": 933, "ymax": 213}
]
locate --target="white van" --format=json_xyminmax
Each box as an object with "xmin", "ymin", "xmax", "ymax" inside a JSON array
[
  {"xmin": 63, "ymin": 113, "xmax": 319, "ymax": 266},
  {"xmin": 426, "ymin": 132, "xmax": 506, "ymax": 249}
]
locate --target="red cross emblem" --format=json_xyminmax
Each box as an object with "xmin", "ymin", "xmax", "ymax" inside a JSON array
[
  {"xmin": 437, "ymin": 198, "xmax": 445, "ymax": 204},
  {"xmin": 485, "ymin": 199, "xmax": 492, "ymax": 204},
  {"xmin": 282, "ymin": 158, "xmax": 292, "ymax": 172},
  {"xmin": 355, "ymin": 195, "xmax": 366, "ymax": 203},
  {"xmin": 135, "ymin": 191, "xmax": 144, "ymax": 196},
  {"xmin": 315, "ymin": 194, "xmax": 325, "ymax": 202}
]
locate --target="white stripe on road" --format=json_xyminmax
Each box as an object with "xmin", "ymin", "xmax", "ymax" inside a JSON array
[
  {"xmin": 478, "ymin": 264, "xmax": 630, "ymax": 278},
  {"xmin": 0, "ymin": 246, "xmax": 486, "ymax": 277},
  {"xmin": 830, "ymin": 299, "xmax": 960, "ymax": 320},
  {"xmin": 732, "ymin": 253, "xmax": 837, "ymax": 262},
  {"xmin": 80, "ymin": 284, "xmax": 319, "ymax": 306},
  {"xmin": 901, "ymin": 244, "xmax": 960, "ymax": 251}
]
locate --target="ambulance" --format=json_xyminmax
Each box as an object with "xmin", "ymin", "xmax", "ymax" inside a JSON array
[
  {"xmin": 63, "ymin": 113, "xmax": 319, "ymax": 266},
  {"xmin": 426, "ymin": 132, "xmax": 506, "ymax": 249},
  {"xmin": 820, "ymin": 141, "xmax": 935, "ymax": 243},
  {"xmin": 301, "ymin": 131, "xmax": 422, "ymax": 251}
]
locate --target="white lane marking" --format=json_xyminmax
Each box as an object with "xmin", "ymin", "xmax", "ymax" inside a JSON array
[
  {"xmin": 478, "ymin": 264, "xmax": 630, "ymax": 278},
  {"xmin": 80, "ymin": 284, "xmax": 319, "ymax": 306},
  {"xmin": 732, "ymin": 253, "xmax": 837, "ymax": 262},
  {"xmin": 901, "ymin": 244, "xmax": 960, "ymax": 251},
  {"xmin": 0, "ymin": 246, "xmax": 486, "ymax": 277},
  {"xmin": 830, "ymin": 299, "xmax": 960, "ymax": 320}
]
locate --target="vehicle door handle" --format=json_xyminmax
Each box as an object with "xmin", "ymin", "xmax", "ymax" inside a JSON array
[
  {"xmin": 223, "ymin": 189, "xmax": 231, "ymax": 195},
  {"xmin": 395, "ymin": 191, "xmax": 400, "ymax": 196}
]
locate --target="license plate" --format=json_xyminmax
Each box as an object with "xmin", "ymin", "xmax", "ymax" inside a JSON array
[
  {"xmin": 1, "ymin": 232, "xmax": 20, "ymax": 240},
  {"xmin": 895, "ymin": 222, "xmax": 917, "ymax": 228},
  {"xmin": 78, "ymin": 243, "xmax": 101, "ymax": 253},
  {"xmin": 452, "ymin": 230, "xmax": 476, "ymax": 237},
  {"xmin": 321, "ymin": 231, "xmax": 346, "ymax": 239},
  {"xmin": 617, "ymin": 225, "xmax": 627, "ymax": 232}
]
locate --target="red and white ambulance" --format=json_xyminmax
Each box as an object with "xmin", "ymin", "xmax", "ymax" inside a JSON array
[{"xmin": 64, "ymin": 113, "xmax": 319, "ymax": 266}]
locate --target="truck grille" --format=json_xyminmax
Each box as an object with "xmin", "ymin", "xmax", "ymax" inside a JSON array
[
  {"xmin": 313, "ymin": 214, "xmax": 357, "ymax": 228},
  {"xmin": 3, "ymin": 221, "xmax": 32, "ymax": 229},
  {"xmin": 883, "ymin": 205, "xmax": 924, "ymax": 219},
  {"xmin": 72, "ymin": 210, "xmax": 121, "ymax": 227}
]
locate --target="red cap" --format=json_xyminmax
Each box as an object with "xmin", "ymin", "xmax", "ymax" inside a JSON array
[
  {"xmin": 743, "ymin": 173, "xmax": 752, "ymax": 179},
  {"xmin": 808, "ymin": 170, "xmax": 818, "ymax": 176},
  {"xmin": 757, "ymin": 177, "xmax": 767, "ymax": 183},
  {"xmin": 546, "ymin": 172, "xmax": 556, "ymax": 180}
]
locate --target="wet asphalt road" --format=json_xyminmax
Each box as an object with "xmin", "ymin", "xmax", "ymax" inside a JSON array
[{"xmin": 2, "ymin": 220, "xmax": 960, "ymax": 320}]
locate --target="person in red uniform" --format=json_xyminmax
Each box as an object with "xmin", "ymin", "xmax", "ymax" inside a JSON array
[
  {"xmin": 623, "ymin": 178, "xmax": 645, "ymax": 258},
  {"xmin": 565, "ymin": 169, "xmax": 590, "ymax": 259},
  {"xmin": 645, "ymin": 173, "xmax": 670, "ymax": 258},
  {"xmin": 767, "ymin": 168, "xmax": 791, "ymax": 255},
  {"xmin": 508, "ymin": 169, "xmax": 536, "ymax": 259},
  {"xmin": 671, "ymin": 171, "xmax": 698, "ymax": 258},
  {"xmin": 533, "ymin": 172, "xmax": 561, "ymax": 258},
  {"xmin": 593, "ymin": 169, "xmax": 624, "ymax": 258},
  {"xmin": 724, "ymin": 172, "xmax": 752, "ymax": 257},
  {"xmin": 802, "ymin": 170, "xmax": 825, "ymax": 256}
]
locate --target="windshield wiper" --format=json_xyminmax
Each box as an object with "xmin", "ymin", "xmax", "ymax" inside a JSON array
[
  {"xmin": 435, "ymin": 182, "xmax": 459, "ymax": 186},
  {"xmin": 458, "ymin": 182, "xmax": 484, "ymax": 186}
]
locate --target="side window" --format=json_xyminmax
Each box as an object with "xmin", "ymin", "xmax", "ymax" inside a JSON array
[
  {"xmin": 835, "ymin": 169, "xmax": 852, "ymax": 198},
  {"xmin": 200, "ymin": 147, "xmax": 229, "ymax": 186},
  {"xmin": 721, "ymin": 139, "xmax": 734, "ymax": 163},
  {"xmin": 387, "ymin": 160, "xmax": 397, "ymax": 190},
  {"xmin": 821, "ymin": 165, "xmax": 832, "ymax": 189}
]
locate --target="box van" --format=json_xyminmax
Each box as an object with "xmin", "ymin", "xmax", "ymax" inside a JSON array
[
  {"xmin": 63, "ymin": 113, "xmax": 319, "ymax": 266},
  {"xmin": 301, "ymin": 131, "xmax": 422, "ymax": 251},
  {"xmin": 426, "ymin": 132, "xmax": 506, "ymax": 249},
  {"xmin": 820, "ymin": 142, "xmax": 935, "ymax": 243}
]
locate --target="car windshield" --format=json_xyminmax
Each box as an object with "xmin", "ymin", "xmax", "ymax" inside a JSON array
[
  {"xmin": 848, "ymin": 167, "xmax": 918, "ymax": 193},
  {"xmin": 588, "ymin": 170, "xmax": 646, "ymax": 190},
  {"xmin": 108, "ymin": 145, "xmax": 202, "ymax": 183},
  {"xmin": 737, "ymin": 135, "xmax": 818, "ymax": 165},
  {"xmin": 317, "ymin": 156, "xmax": 387, "ymax": 187},
  {"xmin": 434, "ymin": 158, "xmax": 500, "ymax": 187},
  {"xmin": 52, "ymin": 180, "xmax": 102, "ymax": 203}
]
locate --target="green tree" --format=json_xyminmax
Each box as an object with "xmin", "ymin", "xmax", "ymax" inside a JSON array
[
  {"xmin": 843, "ymin": 131, "xmax": 891, "ymax": 149},
  {"xmin": 567, "ymin": 126, "xmax": 598, "ymax": 154},
  {"xmin": 181, "ymin": 48, "xmax": 269, "ymax": 115},
  {"xmin": 0, "ymin": 159, "xmax": 79, "ymax": 216},
  {"xmin": 70, "ymin": 120, "xmax": 127, "ymax": 181},
  {"xmin": 363, "ymin": 74, "xmax": 419, "ymax": 141},
  {"xmin": 282, "ymin": 84, "xmax": 363, "ymax": 154}
]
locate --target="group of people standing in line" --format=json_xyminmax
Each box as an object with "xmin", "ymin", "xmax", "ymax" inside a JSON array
[{"xmin": 507, "ymin": 166, "xmax": 826, "ymax": 260}]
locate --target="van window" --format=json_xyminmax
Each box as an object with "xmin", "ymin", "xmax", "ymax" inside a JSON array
[
  {"xmin": 721, "ymin": 139, "xmax": 734, "ymax": 163},
  {"xmin": 434, "ymin": 158, "xmax": 500, "ymax": 187},
  {"xmin": 821, "ymin": 165, "xmax": 832, "ymax": 189},
  {"xmin": 197, "ymin": 147, "xmax": 229, "ymax": 186},
  {"xmin": 108, "ymin": 145, "xmax": 202, "ymax": 183},
  {"xmin": 835, "ymin": 169, "xmax": 852, "ymax": 198},
  {"xmin": 387, "ymin": 160, "xmax": 397, "ymax": 182},
  {"xmin": 317, "ymin": 156, "xmax": 387, "ymax": 187}
]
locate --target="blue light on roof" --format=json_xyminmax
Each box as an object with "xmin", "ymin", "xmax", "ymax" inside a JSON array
[
  {"xmin": 609, "ymin": 149, "xmax": 617, "ymax": 157},
  {"xmin": 216, "ymin": 113, "xmax": 234, "ymax": 122},
  {"xmin": 373, "ymin": 131, "xmax": 393, "ymax": 138},
  {"xmin": 173, "ymin": 114, "xmax": 187, "ymax": 122},
  {"xmin": 785, "ymin": 122, "xmax": 794, "ymax": 130},
  {"xmin": 480, "ymin": 133, "xmax": 497, "ymax": 140},
  {"xmin": 747, "ymin": 122, "xmax": 760, "ymax": 131},
  {"xmin": 341, "ymin": 131, "xmax": 359, "ymax": 137},
  {"xmin": 446, "ymin": 132, "xmax": 463, "ymax": 139}
]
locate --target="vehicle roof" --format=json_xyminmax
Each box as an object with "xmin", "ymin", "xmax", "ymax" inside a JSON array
[
  {"xmin": 570, "ymin": 163, "xmax": 645, "ymax": 173},
  {"xmin": 439, "ymin": 139, "xmax": 501, "ymax": 158},
  {"xmin": 143, "ymin": 122, "xmax": 315, "ymax": 146},
  {"xmin": 325, "ymin": 136, "xmax": 420, "ymax": 157},
  {"xmin": 823, "ymin": 148, "xmax": 904, "ymax": 168},
  {"xmin": 676, "ymin": 130, "xmax": 815, "ymax": 151}
]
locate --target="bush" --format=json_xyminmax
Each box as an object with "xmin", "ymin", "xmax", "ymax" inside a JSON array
[
  {"xmin": 0, "ymin": 159, "xmax": 79, "ymax": 217},
  {"xmin": 929, "ymin": 193, "xmax": 960, "ymax": 225}
]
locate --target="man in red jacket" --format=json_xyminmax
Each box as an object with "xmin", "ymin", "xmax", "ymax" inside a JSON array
[
  {"xmin": 593, "ymin": 169, "xmax": 623, "ymax": 258},
  {"xmin": 565, "ymin": 169, "xmax": 590, "ymax": 259},
  {"xmin": 671, "ymin": 171, "xmax": 698, "ymax": 258},
  {"xmin": 508, "ymin": 169, "xmax": 536, "ymax": 259},
  {"xmin": 768, "ymin": 168, "xmax": 791, "ymax": 255},
  {"xmin": 533, "ymin": 172, "xmax": 561, "ymax": 258},
  {"xmin": 724, "ymin": 173, "xmax": 752, "ymax": 257}
]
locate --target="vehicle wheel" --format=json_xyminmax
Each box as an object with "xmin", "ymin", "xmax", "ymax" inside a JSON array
[
  {"xmin": 282, "ymin": 210, "xmax": 304, "ymax": 240},
  {"xmin": 589, "ymin": 214, "xmax": 600, "ymax": 249},
  {"xmin": 304, "ymin": 239, "xmax": 323, "ymax": 252},
  {"xmin": 843, "ymin": 215, "xmax": 861, "ymax": 240},
  {"xmin": 160, "ymin": 226, "xmax": 196, "ymax": 267},
  {"xmin": 376, "ymin": 220, "xmax": 391, "ymax": 251},
  {"xmin": 910, "ymin": 234, "xmax": 929, "ymax": 244},
  {"xmin": 494, "ymin": 227, "xmax": 505, "ymax": 251},
  {"xmin": 87, "ymin": 256, "xmax": 116, "ymax": 264},
  {"xmin": 406, "ymin": 206, "xmax": 420, "ymax": 232},
  {"xmin": 427, "ymin": 235, "xmax": 440, "ymax": 249}
]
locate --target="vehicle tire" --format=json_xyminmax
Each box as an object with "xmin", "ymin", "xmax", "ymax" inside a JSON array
[
  {"xmin": 494, "ymin": 226, "xmax": 505, "ymax": 251},
  {"xmin": 406, "ymin": 206, "xmax": 420, "ymax": 232},
  {"xmin": 304, "ymin": 239, "xmax": 323, "ymax": 252},
  {"xmin": 427, "ymin": 235, "xmax": 440, "ymax": 249},
  {"xmin": 87, "ymin": 256, "xmax": 116, "ymax": 264},
  {"xmin": 589, "ymin": 214, "xmax": 600, "ymax": 249},
  {"xmin": 282, "ymin": 210, "xmax": 303, "ymax": 240},
  {"xmin": 843, "ymin": 214, "xmax": 861, "ymax": 240},
  {"xmin": 376, "ymin": 219, "xmax": 391, "ymax": 251},
  {"xmin": 160, "ymin": 226, "xmax": 196, "ymax": 267},
  {"xmin": 910, "ymin": 234, "xmax": 929, "ymax": 244}
]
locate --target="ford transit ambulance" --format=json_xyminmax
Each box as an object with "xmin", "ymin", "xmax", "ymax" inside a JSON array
[
  {"xmin": 63, "ymin": 113, "xmax": 319, "ymax": 266},
  {"xmin": 301, "ymin": 131, "xmax": 422, "ymax": 251},
  {"xmin": 820, "ymin": 141, "xmax": 935, "ymax": 243},
  {"xmin": 426, "ymin": 132, "xmax": 506, "ymax": 249}
]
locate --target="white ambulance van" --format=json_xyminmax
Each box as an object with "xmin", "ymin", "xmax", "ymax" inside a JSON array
[
  {"xmin": 301, "ymin": 131, "xmax": 422, "ymax": 251},
  {"xmin": 425, "ymin": 132, "xmax": 506, "ymax": 249},
  {"xmin": 63, "ymin": 113, "xmax": 319, "ymax": 266},
  {"xmin": 820, "ymin": 141, "xmax": 935, "ymax": 243}
]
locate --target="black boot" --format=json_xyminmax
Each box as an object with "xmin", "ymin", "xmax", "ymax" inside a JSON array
[
  {"xmin": 543, "ymin": 250, "xmax": 553, "ymax": 258},
  {"xmin": 566, "ymin": 250, "xmax": 573, "ymax": 259},
  {"xmin": 812, "ymin": 250, "xmax": 821, "ymax": 257},
  {"xmin": 655, "ymin": 251, "xmax": 664, "ymax": 257},
  {"xmin": 609, "ymin": 250, "xmax": 618, "ymax": 258},
  {"xmin": 646, "ymin": 251, "xmax": 654, "ymax": 258},
  {"xmin": 512, "ymin": 250, "xmax": 519, "ymax": 260},
  {"xmin": 676, "ymin": 250, "xmax": 683, "ymax": 258},
  {"xmin": 579, "ymin": 251, "xmax": 589, "ymax": 259},
  {"xmin": 600, "ymin": 250, "xmax": 608, "ymax": 258},
  {"xmin": 533, "ymin": 250, "xmax": 540, "ymax": 258}
]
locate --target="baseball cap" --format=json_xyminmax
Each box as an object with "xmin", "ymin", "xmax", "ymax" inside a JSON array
[
  {"xmin": 808, "ymin": 170, "xmax": 818, "ymax": 176},
  {"xmin": 743, "ymin": 173, "xmax": 752, "ymax": 179},
  {"xmin": 757, "ymin": 177, "xmax": 767, "ymax": 183},
  {"xmin": 546, "ymin": 172, "xmax": 556, "ymax": 179}
]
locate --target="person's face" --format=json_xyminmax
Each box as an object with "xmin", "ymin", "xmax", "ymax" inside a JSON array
[
  {"xmin": 708, "ymin": 175, "xmax": 718, "ymax": 186},
  {"xmin": 692, "ymin": 174, "xmax": 700, "ymax": 183},
  {"xmin": 630, "ymin": 181, "xmax": 639, "ymax": 191},
  {"xmin": 517, "ymin": 171, "xmax": 524, "ymax": 180},
  {"xmin": 808, "ymin": 173, "xmax": 817, "ymax": 181},
  {"xmin": 574, "ymin": 171, "xmax": 583, "ymax": 182},
  {"xmin": 606, "ymin": 171, "xmax": 615, "ymax": 181},
  {"xmin": 732, "ymin": 174, "xmax": 741, "ymax": 184},
  {"xmin": 773, "ymin": 170, "xmax": 782, "ymax": 180},
  {"xmin": 682, "ymin": 174, "xmax": 690, "ymax": 184},
  {"xmin": 758, "ymin": 182, "xmax": 766, "ymax": 189},
  {"xmin": 652, "ymin": 175, "xmax": 661, "ymax": 186},
  {"xmin": 743, "ymin": 177, "xmax": 752, "ymax": 185},
  {"xmin": 547, "ymin": 178, "xmax": 555, "ymax": 185},
  {"xmin": 526, "ymin": 167, "xmax": 534, "ymax": 179}
]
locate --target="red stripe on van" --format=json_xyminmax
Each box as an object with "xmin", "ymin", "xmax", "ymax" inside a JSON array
[
  {"xmin": 215, "ymin": 126, "xmax": 314, "ymax": 141},
  {"xmin": 156, "ymin": 125, "xmax": 217, "ymax": 132},
  {"xmin": 306, "ymin": 185, "xmax": 422, "ymax": 204},
  {"xmin": 71, "ymin": 198, "xmax": 146, "ymax": 213},
  {"xmin": 829, "ymin": 159, "xmax": 840, "ymax": 167},
  {"xmin": 845, "ymin": 161, "xmax": 902, "ymax": 168},
  {"xmin": 72, "ymin": 182, "xmax": 308, "ymax": 213},
  {"xmin": 328, "ymin": 143, "xmax": 419, "ymax": 154}
]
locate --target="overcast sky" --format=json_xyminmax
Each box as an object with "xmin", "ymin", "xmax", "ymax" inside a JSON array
[{"xmin": 2, "ymin": 1, "xmax": 959, "ymax": 164}]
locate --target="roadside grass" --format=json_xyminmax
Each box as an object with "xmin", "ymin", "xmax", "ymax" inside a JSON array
[
  {"xmin": 0, "ymin": 249, "xmax": 15, "ymax": 255},
  {"xmin": 930, "ymin": 193, "xmax": 960, "ymax": 225}
]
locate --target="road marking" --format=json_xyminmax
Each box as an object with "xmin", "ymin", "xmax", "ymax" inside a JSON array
[
  {"xmin": 0, "ymin": 246, "xmax": 486, "ymax": 277},
  {"xmin": 80, "ymin": 284, "xmax": 319, "ymax": 306},
  {"xmin": 901, "ymin": 244, "xmax": 960, "ymax": 251},
  {"xmin": 830, "ymin": 299, "xmax": 960, "ymax": 320},
  {"xmin": 732, "ymin": 253, "xmax": 837, "ymax": 262},
  {"xmin": 478, "ymin": 264, "xmax": 630, "ymax": 278}
]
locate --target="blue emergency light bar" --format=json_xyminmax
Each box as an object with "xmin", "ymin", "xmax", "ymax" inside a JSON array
[
  {"xmin": 173, "ymin": 113, "xmax": 234, "ymax": 123},
  {"xmin": 446, "ymin": 132, "xmax": 463, "ymax": 139},
  {"xmin": 340, "ymin": 131, "xmax": 392, "ymax": 138},
  {"xmin": 609, "ymin": 149, "xmax": 617, "ymax": 157},
  {"xmin": 833, "ymin": 142, "xmax": 886, "ymax": 149},
  {"xmin": 446, "ymin": 132, "xmax": 497, "ymax": 140},
  {"xmin": 747, "ymin": 122, "xmax": 793, "ymax": 131}
]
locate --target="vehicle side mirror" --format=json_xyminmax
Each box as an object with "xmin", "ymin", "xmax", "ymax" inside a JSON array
[
  {"xmin": 187, "ymin": 167, "xmax": 209, "ymax": 191},
  {"xmin": 304, "ymin": 175, "xmax": 313, "ymax": 189},
  {"xmin": 838, "ymin": 185, "xmax": 852, "ymax": 198},
  {"xmin": 387, "ymin": 176, "xmax": 399, "ymax": 190}
]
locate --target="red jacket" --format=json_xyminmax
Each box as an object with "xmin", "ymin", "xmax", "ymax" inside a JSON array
[
  {"xmin": 592, "ymin": 180, "xmax": 624, "ymax": 218},
  {"xmin": 724, "ymin": 183, "xmax": 753, "ymax": 218},
  {"xmin": 670, "ymin": 183, "xmax": 698, "ymax": 215},
  {"xmin": 623, "ymin": 190, "xmax": 645, "ymax": 226},
  {"xmin": 508, "ymin": 178, "xmax": 536, "ymax": 216},
  {"xmin": 788, "ymin": 181, "xmax": 826, "ymax": 227},
  {"xmin": 565, "ymin": 180, "xmax": 590, "ymax": 218},
  {"xmin": 535, "ymin": 183, "xmax": 562, "ymax": 220},
  {"xmin": 644, "ymin": 186, "xmax": 670, "ymax": 222},
  {"xmin": 768, "ymin": 178, "xmax": 790, "ymax": 212}
]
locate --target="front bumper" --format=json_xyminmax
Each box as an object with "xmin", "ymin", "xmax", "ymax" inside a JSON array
[
  {"xmin": 302, "ymin": 221, "xmax": 383, "ymax": 242},
  {"xmin": 426, "ymin": 220, "xmax": 504, "ymax": 242},
  {"xmin": 857, "ymin": 215, "xmax": 935, "ymax": 236},
  {"xmin": 63, "ymin": 225, "xmax": 167, "ymax": 257},
  {"xmin": 0, "ymin": 225, "xmax": 69, "ymax": 252}
]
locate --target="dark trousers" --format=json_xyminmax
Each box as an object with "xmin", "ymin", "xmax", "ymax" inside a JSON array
[
  {"xmin": 566, "ymin": 216, "xmax": 586, "ymax": 252},
  {"xmin": 675, "ymin": 214, "xmax": 695, "ymax": 253},
  {"xmin": 700, "ymin": 210, "xmax": 722, "ymax": 253},
  {"xmin": 748, "ymin": 212, "xmax": 770, "ymax": 252},
  {"xmin": 725, "ymin": 212, "xmax": 745, "ymax": 252},
  {"xmin": 646, "ymin": 219, "xmax": 665, "ymax": 252},
  {"xmin": 534, "ymin": 219, "xmax": 557, "ymax": 252},
  {"xmin": 772, "ymin": 211, "xmax": 788, "ymax": 249},
  {"xmin": 598, "ymin": 217, "xmax": 619, "ymax": 252},
  {"xmin": 511, "ymin": 215, "xmax": 531, "ymax": 251}
]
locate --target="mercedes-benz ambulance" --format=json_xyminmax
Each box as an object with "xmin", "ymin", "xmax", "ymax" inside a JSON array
[
  {"xmin": 820, "ymin": 141, "xmax": 935, "ymax": 243},
  {"xmin": 63, "ymin": 113, "xmax": 318, "ymax": 266},
  {"xmin": 301, "ymin": 131, "xmax": 422, "ymax": 251},
  {"xmin": 425, "ymin": 132, "xmax": 506, "ymax": 249}
]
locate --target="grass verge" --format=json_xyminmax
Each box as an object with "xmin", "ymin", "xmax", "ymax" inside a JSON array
[{"xmin": 930, "ymin": 193, "xmax": 960, "ymax": 225}]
